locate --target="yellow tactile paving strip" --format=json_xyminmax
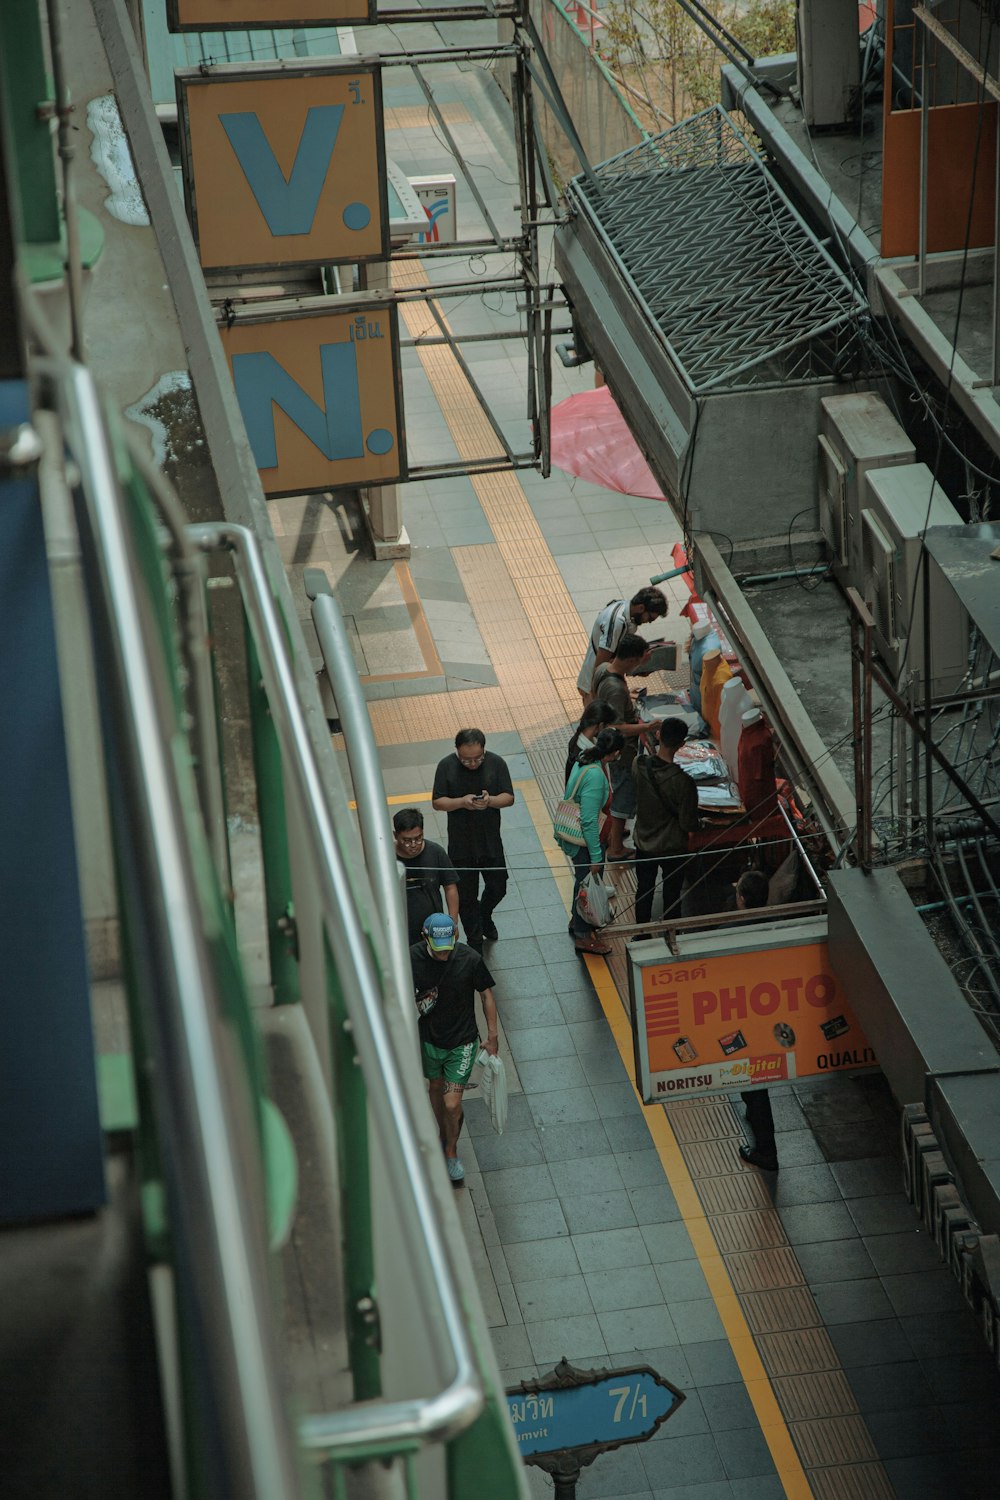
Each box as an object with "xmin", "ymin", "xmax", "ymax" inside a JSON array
[
  {"xmin": 578, "ymin": 950, "xmax": 896, "ymax": 1499},
  {"xmin": 384, "ymin": 104, "xmax": 471, "ymax": 130}
]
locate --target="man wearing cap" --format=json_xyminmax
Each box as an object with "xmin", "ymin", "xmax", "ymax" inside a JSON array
[{"xmin": 411, "ymin": 913, "xmax": 499, "ymax": 1185}]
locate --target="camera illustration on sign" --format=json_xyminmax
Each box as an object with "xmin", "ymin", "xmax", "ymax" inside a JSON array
[
  {"xmin": 176, "ymin": 62, "xmax": 388, "ymax": 273},
  {"xmin": 167, "ymin": 1, "xmax": 376, "ymax": 29},
  {"xmin": 220, "ymin": 304, "xmax": 406, "ymax": 496},
  {"xmin": 628, "ymin": 917, "xmax": 877, "ymax": 1102}
]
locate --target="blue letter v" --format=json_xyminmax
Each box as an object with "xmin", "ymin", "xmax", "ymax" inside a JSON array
[{"xmin": 219, "ymin": 105, "xmax": 345, "ymax": 237}]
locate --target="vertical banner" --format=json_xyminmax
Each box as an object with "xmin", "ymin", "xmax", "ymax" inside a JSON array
[
  {"xmin": 220, "ymin": 304, "xmax": 407, "ymax": 495},
  {"xmin": 628, "ymin": 918, "xmax": 877, "ymax": 1103},
  {"xmin": 177, "ymin": 62, "xmax": 388, "ymax": 272},
  {"xmin": 168, "ymin": 1, "xmax": 376, "ymax": 32}
]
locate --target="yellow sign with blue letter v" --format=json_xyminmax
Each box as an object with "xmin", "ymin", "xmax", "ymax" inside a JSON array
[{"xmin": 177, "ymin": 61, "xmax": 388, "ymax": 272}]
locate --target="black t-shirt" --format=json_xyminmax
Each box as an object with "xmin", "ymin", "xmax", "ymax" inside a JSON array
[
  {"xmin": 399, "ymin": 839, "xmax": 458, "ymax": 944},
  {"xmin": 410, "ymin": 941, "xmax": 495, "ymax": 1049},
  {"xmin": 431, "ymin": 750, "xmax": 514, "ymax": 865}
]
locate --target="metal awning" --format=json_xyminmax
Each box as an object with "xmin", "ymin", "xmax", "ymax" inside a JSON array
[{"xmin": 566, "ymin": 106, "xmax": 861, "ymax": 394}]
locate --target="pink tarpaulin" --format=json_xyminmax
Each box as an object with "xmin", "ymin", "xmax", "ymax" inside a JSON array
[{"xmin": 549, "ymin": 386, "xmax": 666, "ymax": 501}]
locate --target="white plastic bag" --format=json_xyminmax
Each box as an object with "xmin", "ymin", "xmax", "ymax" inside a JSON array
[
  {"xmin": 576, "ymin": 872, "xmax": 612, "ymax": 929},
  {"xmin": 477, "ymin": 1050, "xmax": 508, "ymax": 1134}
]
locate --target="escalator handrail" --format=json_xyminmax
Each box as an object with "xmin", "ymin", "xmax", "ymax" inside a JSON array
[
  {"xmin": 58, "ymin": 363, "xmax": 302, "ymax": 1499},
  {"xmin": 189, "ymin": 521, "xmax": 484, "ymax": 1458}
]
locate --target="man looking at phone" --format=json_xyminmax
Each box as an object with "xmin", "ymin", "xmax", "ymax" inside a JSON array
[{"xmin": 432, "ymin": 728, "xmax": 515, "ymax": 950}]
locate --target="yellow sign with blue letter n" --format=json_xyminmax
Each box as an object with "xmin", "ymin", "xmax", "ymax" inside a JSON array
[
  {"xmin": 177, "ymin": 62, "xmax": 388, "ymax": 272},
  {"xmin": 220, "ymin": 304, "xmax": 407, "ymax": 496}
]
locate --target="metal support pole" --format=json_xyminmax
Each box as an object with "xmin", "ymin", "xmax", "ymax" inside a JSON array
[
  {"xmin": 919, "ymin": 22, "xmax": 929, "ymax": 299},
  {"xmin": 850, "ymin": 602, "xmax": 865, "ymax": 867},
  {"xmin": 993, "ymin": 108, "xmax": 1000, "ymax": 387},
  {"xmin": 43, "ymin": 0, "xmax": 84, "ymax": 360},
  {"xmin": 863, "ymin": 605, "xmax": 873, "ymax": 871},
  {"xmin": 923, "ymin": 552, "xmax": 934, "ymax": 846}
]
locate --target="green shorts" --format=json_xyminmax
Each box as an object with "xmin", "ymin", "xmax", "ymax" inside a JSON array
[{"xmin": 421, "ymin": 1038, "xmax": 478, "ymax": 1086}]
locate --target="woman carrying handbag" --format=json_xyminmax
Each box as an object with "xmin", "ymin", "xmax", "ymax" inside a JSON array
[{"xmin": 553, "ymin": 728, "xmax": 624, "ymax": 956}]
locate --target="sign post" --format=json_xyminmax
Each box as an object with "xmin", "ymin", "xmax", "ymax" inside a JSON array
[{"xmin": 507, "ymin": 1358, "xmax": 684, "ymax": 1495}]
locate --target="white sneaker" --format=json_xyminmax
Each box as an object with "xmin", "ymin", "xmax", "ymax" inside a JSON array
[{"xmin": 445, "ymin": 1156, "xmax": 465, "ymax": 1185}]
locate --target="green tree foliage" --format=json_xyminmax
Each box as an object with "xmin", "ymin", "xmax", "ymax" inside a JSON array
[{"xmin": 598, "ymin": 0, "xmax": 796, "ymax": 129}]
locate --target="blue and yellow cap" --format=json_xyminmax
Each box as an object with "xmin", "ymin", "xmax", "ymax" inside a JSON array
[{"xmin": 422, "ymin": 913, "xmax": 457, "ymax": 952}]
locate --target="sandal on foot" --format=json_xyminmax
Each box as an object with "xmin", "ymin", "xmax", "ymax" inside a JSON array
[
  {"xmin": 574, "ymin": 936, "xmax": 612, "ymax": 955},
  {"xmin": 606, "ymin": 850, "xmax": 636, "ymax": 863}
]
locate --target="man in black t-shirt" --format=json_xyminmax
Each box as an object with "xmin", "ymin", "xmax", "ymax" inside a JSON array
[
  {"xmin": 393, "ymin": 807, "xmax": 460, "ymax": 944},
  {"xmin": 431, "ymin": 728, "xmax": 515, "ymax": 950},
  {"xmin": 412, "ymin": 913, "xmax": 499, "ymax": 1185}
]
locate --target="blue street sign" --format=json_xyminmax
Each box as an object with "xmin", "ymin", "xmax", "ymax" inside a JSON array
[{"xmin": 507, "ymin": 1366, "xmax": 682, "ymax": 1458}]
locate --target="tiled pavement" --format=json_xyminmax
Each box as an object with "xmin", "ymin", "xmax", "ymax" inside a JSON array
[{"xmin": 290, "ymin": 19, "xmax": 1000, "ymax": 1498}]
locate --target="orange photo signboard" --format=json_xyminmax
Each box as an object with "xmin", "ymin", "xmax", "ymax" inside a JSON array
[
  {"xmin": 177, "ymin": 64, "xmax": 388, "ymax": 272},
  {"xmin": 630, "ymin": 922, "xmax": 876, "ymax": 1102}
]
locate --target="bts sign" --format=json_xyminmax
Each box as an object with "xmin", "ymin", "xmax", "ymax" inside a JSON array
[
  {"xmin": 628, "ymin": 917, "xmax": 877, "ymax": 1102},
  {"xmin": 177, "ymin": 62, "xmax": 388, "ymax": 272},
  {"xmin": 220, "ymin": 304, "xmax": 406, "ymax": 495}
]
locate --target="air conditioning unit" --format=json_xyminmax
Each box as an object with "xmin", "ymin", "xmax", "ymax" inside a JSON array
[
  {"xmin": 818, "ymin": 434, "xmax": 848, "ymax": 569},
  {"xmin": 819, "ymin": 393, "xmax": 916, "ymax": 589},
  {"xmin": 860, "ymin": 464, "xmax": 969, "ymax": 695},
  {"xmin": 797, "ymin": 0, "xmax": 861, "ymax": 128}
]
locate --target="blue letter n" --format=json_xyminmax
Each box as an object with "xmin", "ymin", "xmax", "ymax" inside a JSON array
[
  {"xmin": 232, "ymin": 343, "xmax": 363, "ymax": 470},
  {"xmin": 219, "ymin": 105, "xmax": 345, "ymax": 237}
]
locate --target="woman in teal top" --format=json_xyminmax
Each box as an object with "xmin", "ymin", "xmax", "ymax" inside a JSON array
[{"xmin": 561, "ymin": 729, "xmax": 623, "ymax": 955}]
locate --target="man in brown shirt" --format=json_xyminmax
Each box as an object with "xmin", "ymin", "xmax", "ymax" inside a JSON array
[{"xmin": 632, "ymin": 717, "xmax": 699, "ymax": 925}]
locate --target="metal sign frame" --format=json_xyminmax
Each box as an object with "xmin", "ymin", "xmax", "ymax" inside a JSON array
[
  {"xmin": 627, "ymin": 917, "xmax": 879, "ymax": 1103},
  {"xmin": 218, "ymin": 297, "xmax": 407, "ymax": 496},
  {"xmin": 176, "ymin": 59, "xmax": 390, "ymax": 274},
  {"xmin": 166, "ymin": 0, "xmax": 377, "ymax": 29},
  {"xmin": 507, "ymin": 1358, "xmax": 684, "ymax": 1483}
]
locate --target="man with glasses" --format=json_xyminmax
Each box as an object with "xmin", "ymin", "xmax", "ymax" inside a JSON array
[
  {"xmin": 432, "ymin": 728, "xmax": 515, "ymax": 949},
  {"xmin": 577, "ymin": 585, "xmax": 669, "ymax": 706},
  {"xmin": 393, "ymin": 807, "xmax": 460, "ymax": 945}
]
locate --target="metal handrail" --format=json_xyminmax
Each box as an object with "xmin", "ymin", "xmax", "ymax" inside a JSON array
[
  {"xmin": 307, "ymin": 583, "xmax": 419, "ymax": 1052},
  {"xmin": 54, "ymin": 366, "xmax": 302, "ymax": 1499},
  {"xmin": 189, "ymin": 522, "xmax": 484, "ymax": 1458}
]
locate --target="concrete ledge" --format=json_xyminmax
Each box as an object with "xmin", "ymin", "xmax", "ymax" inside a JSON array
[
  {"xmin": 929, "ymin": 1073, "xmax": 1000, "ymax": 1238},
  {"xmin": 827, "ymin": 867, "xmax": 998, "ymax": 1105}
]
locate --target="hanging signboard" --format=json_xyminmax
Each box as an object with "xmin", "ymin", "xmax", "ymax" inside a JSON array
[
  {"xmin": 176, "ymin": 61, "xmax": 388, "ymax": 273},
  {"xmin": 507, "ymin": 1359, "xmax": 684, "ymax": 1492},
  {"xmin": 219, "ymin": 302, "xmax": 407, "ymax": 495},
  {"xmin": 628, "ymin": 917, "xmax": 878, "ymax": 1103},
  {"xmin": 167, "ymin": 1, "xmax": 376, "ymax": 30}
]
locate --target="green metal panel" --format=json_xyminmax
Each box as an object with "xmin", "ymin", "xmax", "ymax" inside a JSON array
[
  {"xmin": 244, "ymin": 623, "xmax": 302, "ymax": 1007},
  {"xmin": 324, "ymin": 934, "xmax": 381, "ymax": 1403},
  {"xmin": 0, "ymin": 0, "xmax": 59, "ymax": 246}
]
